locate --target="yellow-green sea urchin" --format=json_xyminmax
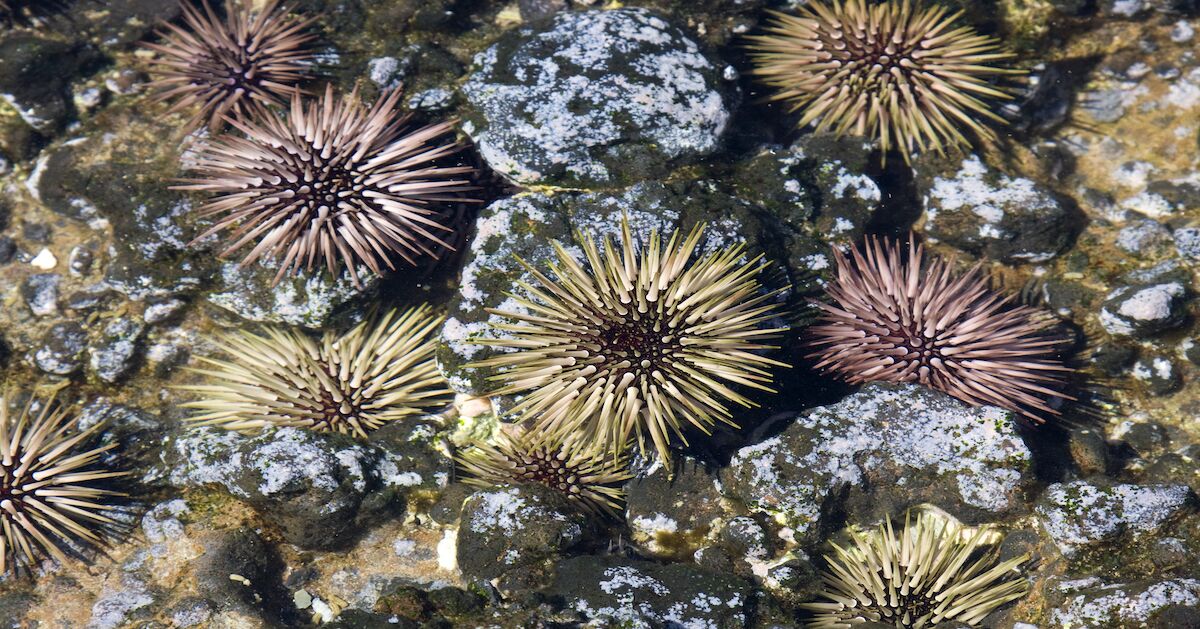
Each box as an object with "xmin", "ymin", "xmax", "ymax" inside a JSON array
[
  {"xmin": 456, "ymin": 429, "xmax": 632, "ymax": 517},
  {"xmin": 749, "ymin": 0, "xmax": 1017, "ymax": 163},
  {"xmin": 474, "ymin": 218, "xmax": 787, "ymax": 465},
  {"xmin": 182, "ymin": 306, "xmax": 452, "ymax": 438},
  {"xmin": 0, "ymin": 393, "xmax": 128, "ymax": 575},
  {"xmin": 803, "ymin": 510, "xmax": 1029, "ymax": 628}
]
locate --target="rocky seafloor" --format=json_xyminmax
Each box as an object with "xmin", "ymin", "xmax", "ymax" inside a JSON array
[{"xmin": 1, "ymin": 0, "xmax": 1200, "ymax": 627}]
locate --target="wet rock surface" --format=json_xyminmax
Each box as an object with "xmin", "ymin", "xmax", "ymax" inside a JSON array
[
  {"xmin": 461, "ymin": 8, "xmax": 731, "ymax": 188},
  {"xmin": 725, "ymin": 383, "xmax": 1033, "ymax": 543}
]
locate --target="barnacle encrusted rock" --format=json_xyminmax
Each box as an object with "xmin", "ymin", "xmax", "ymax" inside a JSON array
[
  {"xmin": 205, "ymin": 260, "xmax": 379, "ymax": 329},
  {"xmin": 725, "ymin": 383, "xmax": 1033, "ymax": 542},
  {"xmin": 1050, "ymin": 578, "xmax": 1200, "ymax": 627},
  {"xmin": 461, "ymin": 8, "xmax": 731, "ymax": 188}
]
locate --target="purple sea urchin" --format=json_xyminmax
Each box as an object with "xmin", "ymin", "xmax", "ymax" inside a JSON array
[
  {"xmin": 749, "ymin": 0, "xmax": 1016, "ymax": 162},
  {"xmin": 808, "ymin": 237, "xmax": 1070, "ymax": 421},
  {"xmin": 803, "ymin": 510, "xmax": 1029, "ymax": 628},
  {"xmin": 475, "ymin": 218, "xmax": 787, "ymax": 465},
  {"xmin": 144, "ymin": 0, "xmax": 316, "ymax": 130},
  {"xmin": 182, "ymin": 306, "xmax": 452, "ymax": 438},
  {"xmin": 0, "ymin": 394, "xmax": 127, "ymax": 575},
  {"xmin": 179, "ymin": 85, "xmax": 476, "ymax": 287},
  {"xmin": 457, "ymin": 429, "xmax": 632, "ymax": 516}
]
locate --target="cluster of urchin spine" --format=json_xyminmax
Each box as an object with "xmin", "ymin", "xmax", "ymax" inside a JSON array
[
  {"xmin": 803, "ymin": 510, "xmax": 1029, "ymax": 628},
  {"xmin": 0, "ymin": 394, "xmax": 127, "ymax": 575},
  {"xmin": 145, "ymin": 0, "xmax": 475, "ymax": 287},
  {"xmin": 750, "ymin": 0, "xmax": 1018, "ymax": 163}
]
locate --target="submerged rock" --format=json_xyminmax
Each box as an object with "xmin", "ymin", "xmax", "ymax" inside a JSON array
[
  {"xmin": 725, "ymin": 383, "xmax": 1033, "ymax": 543},
  {"xmin": 33, "ymin": 320, "xmax": 88, "ymax": 375},
  {"xmin": 461, "ymin": 8, "xmax": 731, "ymax": 188},
  {"xmin": 455, "ymin": 484, "xmax": 588, "ymax": 584},
  {"xmin": 1050, "ymin": 578, "xmax": 1200, "ymax": 627},
  {"xmin": 205, "ymin": 260, "xmax": 379, "ymax": 329},
  {"xmin": 544, "ymin": 555, "xmax": 752, "ymax": 628},
  {"xmin": 920, "ymin": 154, "xmax": 1075, "ymax": 263},
  {"xmin": 1100, "ymin": 281, "xmax": 1189, "ymax": 337},
  {"xmin": 1036, "ymin": 479, "xmax": 1195, "ymax": 555},
  {"xmin": 0, "ymin": 34, "xmax": 100, "ymax": 133},
  {"xmin": 164, "ymin": 426, "xmax": 449, "ymax": 549},
  {"xmin": 626, "ymin": 457, "xmax": 726, "ymax": 560}
]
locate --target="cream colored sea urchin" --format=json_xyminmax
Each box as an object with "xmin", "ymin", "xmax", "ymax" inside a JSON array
[
  {"xmin": 0, "ymin": 393, "xmax": 128, "ymax": 575},
  {"xmin": 749, "ymin": 0, "xmax": 1017, "ymax": 163},
  {"xmin": 456, "ymin": 428, "xmax": 632, "ymax": 517},
  {"xmin": 183, "ymin": 306, "xmax": 452, "ymax": 438},
  {"xmin": 803, "ymin": 510, "xmax": 1029, "ymax": 628},
  {"xmin": 475, "ymin": 218, "xmax": 787, "ymax": 465}
]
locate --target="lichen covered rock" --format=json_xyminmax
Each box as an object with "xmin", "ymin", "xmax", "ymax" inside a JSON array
[
  {"xmin": 921, "ymin": 154, "xmax": 1075, "ymax": 263},
  {"xmin": 165, "ymin": 426, "xmax": 449, "ymax": 549},
  {"xmin": 455, "ymin": 484, "xmax": 587, "ymax": 584},
  {"xmin": 461, "ymin": 8, "xmax": 731, "ymax": 188},
  {"xmin": 1036, "ymin": 479, "xmax": 1195, "ymax": 555}
]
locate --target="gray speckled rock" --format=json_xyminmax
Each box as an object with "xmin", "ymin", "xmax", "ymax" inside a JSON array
[
  {"xmin": 456, "ymin": 484, "xmax": 587, "ymax": 584},
  {"xmin": 1131, "ymin": 355, "xmax": 1182, "ymax": 395},
  {"xmin": 461, "ymin": 8, "xmax": 731, "ymax": 188},
  {"xmin": 1036, "ymin": 479, "xmax": 1195, "ymax": 555},
  {"xmin": 921, "ymin": 154, "xmax": 1075, "ymax": 263},
  {"xmin": 205, "ymin": 260, "xmax": 379, "ymax": 329},
  {"xmin": 164, "ymin": 425, "xmax": 449, "ymax": 549},
  {"xmin": 544, "ymin": 555, "xmax": 751, "ymax": 628},
  {"xmin": 725, "ymin": 383, "xmax": 1033, "ymax": 542},
  {"xmin": 33, "ymin": 320, "xmax": 88, "ymax": 375},
  {"xmin": 88, "ymin": 317, "xmax": 145, "ymax": 384},
  {"xmin": 1050, "ymin": 578, "xmax": 1200, "ymax": 627},
  {"xmin": 1099, "ymin": 281, "xmax": 1189, "ymax": 337},
  {"xmin": 21, "ymin": 272, "xmax": 59, "ymax": 316}
]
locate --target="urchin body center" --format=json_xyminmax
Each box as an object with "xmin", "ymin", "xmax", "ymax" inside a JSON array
[
  {"xmin": 587, "ymin": 311, "xmax": 685, "ymax": 380},
  {"xmin": 881, "ymin": 320, "xmax": 956, "ymax": 376},
  {"xmin": 512, "ymin": 450, "xmax": 579, "ymax": 494}
]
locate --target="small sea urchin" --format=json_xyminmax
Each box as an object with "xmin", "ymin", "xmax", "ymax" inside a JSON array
[
  {"xmin": 749, "ymin": 0, "xmax": 1016, "ymax": 162},
  {"xmin": 808, "ymin": 237, "xmax": 1070, "ymax": 420},
  {"xmin": 802, "ymin": 510, "xmax": 1029, "ymax": 628},
  {"xmin": 183, "ymin": 306, "xmax": 452, "ymax": 438},
  {"xmin": 475, "ymin": 219, "xmax": 787, "ymax": 465},
  {"xmin": 144, "ymin": 0, "xmax": 315, "ymax": 130},
  {"xmin": 457, "ymin": 429, "xmax": 632, "ymax": 516},
  {"xmin": 180, "ymin": 85, "xmax": 475, "ymax": 287},
  {"xmin": 0, "ymin": 394, "xmax": 127, "ymax": 575}
]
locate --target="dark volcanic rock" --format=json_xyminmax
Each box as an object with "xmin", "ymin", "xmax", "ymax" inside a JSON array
[
  {"xmin": 0, "ymin": 34, "xmax": 101, "ymax": 133},
  {"xmin": 456, "ymin": 484, "xmax": 587, "ymax": 584},
  {"xmin": 725, "ymin": 383, "xmax": 1033, "ymax": 545},
  {"xmin": 165, "ymin": 426, "xmax": 450, "ymax": 549},
  {"xmin": 461, "ymin": 8, "xmax": 731, "ymax": 188}
]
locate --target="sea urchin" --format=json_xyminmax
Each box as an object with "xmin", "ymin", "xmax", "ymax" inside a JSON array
[
  {"xmin": 749, "ymin": 0, "xmax": 1016, "ymax": 162},
  {"xmin": 183, "ymin": 305, "xmax": 453, "ymax": 438},
  {"xmin": 457, "ymin": 429, "xmax": 632, "ymax": 517},
  {"xmin": 180, "ymin": 85, "xmax": 475, "ymax": 287},
  {"xmin": 0, "ymin": 393, "xmax": 128, "ymax": 575},
  {"xmin": 475, "ymin": 218, "xmax": 787, "ymax": 465},
  {"xmin": 144, "ymin": 0, "xmax": 316, "ymax": 130},
  {"xmin": 808, "ymin": 237, "xmax": 1070, "ymax": 421},
  {"xmin": 802, "ymin": 510, "xmax": 1029, "ymax": 628}
]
